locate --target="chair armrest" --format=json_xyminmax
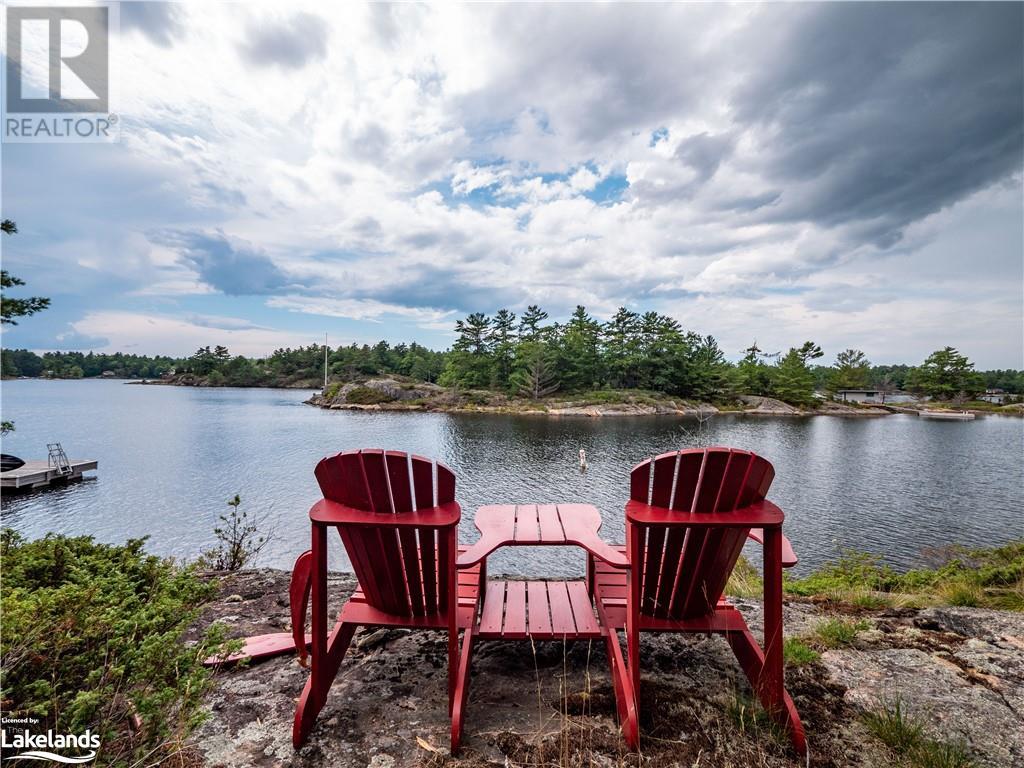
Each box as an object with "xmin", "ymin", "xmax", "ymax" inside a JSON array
[
  {"xmin": 309, "ymin": 498, "xmax": 461, "ymax": 528},
  {"xmin": 746, "ymin": 528, "xmax": 798, "ymax": 568},
  {"xmin": 625, "ymin": 499, "xmax": 785, "ymax": 528}
]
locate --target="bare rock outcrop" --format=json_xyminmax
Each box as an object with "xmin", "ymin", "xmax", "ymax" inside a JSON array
[{"xmin": 191, "ymin": 570, "xmax": 1024, "ymax": 768}]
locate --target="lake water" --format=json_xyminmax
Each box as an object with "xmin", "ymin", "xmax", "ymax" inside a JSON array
[{"xmin": 2, "ymin": 379, "xmax": 1021, "ymax": 576}]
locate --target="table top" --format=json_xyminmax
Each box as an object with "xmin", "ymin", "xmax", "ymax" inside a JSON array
[{"xmin": 456, "ymin": 503, "xmax": 629, "ymax": 568}]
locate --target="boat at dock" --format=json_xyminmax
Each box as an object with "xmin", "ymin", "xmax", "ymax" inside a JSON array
[
  {"xmin": 919, "ymin": 410, "xmax": 976, "ymax": 420},
  {"xmin": 0, "ymin": 443, "xmax": 97, "ymax": 491}
]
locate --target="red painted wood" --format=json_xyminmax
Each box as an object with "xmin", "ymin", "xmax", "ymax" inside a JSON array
[
  {"xmin": 761, "ymin": 526, "xmax": 784, "ymax": 713},
  {"xmin": 671, "ymin": 450, "xmax": 704, "ymax": 511},
  {"xmin": 650, "ymin": 451, "xmax": 677, "ymax": 507},
  {"xmin": 625, "ymin": 499, "xmax": 784, "ymax": 527},
  {"xmin": 599, "ymin": 448, "xmax": 806, "ymax": 755},
  {"xmin": 479, "ymin": 581, "xmax": 505, "ymax": 634},
  {"xmin": 437, "ymin": 529, "xmax": 451, "ymax": 612},
  {"xmin": 421, "ymin": 528, "xmax": 438, "ymax": 614},
  {"xmin": 310, "ymin": 499, "xmax": 460, "ymax": 527},
  {"xmin": 411, "ymin": 454, "xmax": 435, "ymax": 509},
  {"xmin": 398, "ymin": 527, "xmax": 425, "ymax": 615},
  {"xmin": 526, "ymin": 582, "xmax": 552, "ymax": 636},
  {"xmin": 204, "ymin": 632, "xmax": 312, "ymax": 666},
  {"xmin": 296, "ymin": 451, "xmax": 474, "ymax": 754},
  {"xmin": 386, "ymin": 450, "xmax": 414, "ymax": 512},
  {"xmin": 566, "ymin": 580, "xmax": 600, "ymax": 635},
  {"xmin": 547, "ymin": 580, "xmax": 576, "ymax": 636},
  {"xmin": 747, "ymin": 528, "xmax": 798, "ymax": 567},
  {"xmin": 337, "ymin": 451, "xmax": 373, "ymax": 509},
  {"xmin": 538, "ymin": 504, "xmax": 562, "ymax": 540},
  {"xmin": 641, "ymin": 526, "xmax": 665, "ymax": 614},
  {"xmin": 514, "ymin": 505, "xmax": 541, "ymax": 542},
  {"xmin": 357, "ymin": 449, "xmax": 391, "ymax": 513},
  {"xmin": 437, "ymin": 461, "xmax": 456, "ymax": 504},
  {"xmin": 629, "ymin": 458, "xmax": 650, "ymax": 502},
  {"xmin": 289, "ymin": 550, "xmax": 313, "ymax": 665},
  {"xmin": 503, "ymin": 581, "xmax": 527, "ymax": 637},
  {"xmin": 458, "ymin": 504, "xmax": 627, "ymax": 569}
]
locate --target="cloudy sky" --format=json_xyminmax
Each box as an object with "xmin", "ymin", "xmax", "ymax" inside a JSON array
[{"xmin": 2, "ymin": 2, "xmax": 1022, "ymax": 367}]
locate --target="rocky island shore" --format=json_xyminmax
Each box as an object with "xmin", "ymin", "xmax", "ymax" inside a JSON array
[
  {"xmin": 302, "ymin": 377, "xmax": 877, "ymax": 418},
  {"xmin": 193, "ymin": 569, "xmax": 1024, "ymax": 768}
]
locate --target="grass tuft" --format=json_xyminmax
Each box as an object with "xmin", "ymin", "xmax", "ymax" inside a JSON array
[
  {"xmin": 784, "ymin": 541, "xmax": 1024, "ymax": 611},
  {"xmin": 783, "ymin": 637, "xmax": 820, "ymax": 666},
  {"xmin": 812, "ymin": 617, "xmax": 870, "ymax": 648},
  {"xmin": 863, "ymin": 696, "xmax": 975, "ymax": 768}
]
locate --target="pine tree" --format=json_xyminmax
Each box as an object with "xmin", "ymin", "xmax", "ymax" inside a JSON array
[
  {"xmin": 490, "ymin": 308, "xmax": 517, "ymax": 390},
  {"xmin": 829, "ymin": 349, "xmax": 871, "ymax": 392},
  {"xmin": 559, "ymin": 305, "xmax": 602, "ymax": 391},
  {"xmin": 603, "ymin": 307, "xmax": 641, "ymax": 388},
  {"xmin": 518, "ymin": 305, "xmax": 549, "ymax": 342},
  {"xmin": 511, "ymin": 341, "xmax": 559, "ymax": 399}
]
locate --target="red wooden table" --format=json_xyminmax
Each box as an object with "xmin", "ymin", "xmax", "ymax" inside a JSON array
[{"xmin": 457, "ymin": 504, "xmax": 628, "ymax": 641}]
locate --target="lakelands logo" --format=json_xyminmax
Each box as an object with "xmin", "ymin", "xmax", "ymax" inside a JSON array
[
  {"xmin": 0, "ymin": 721, "xmax": 100, "ymax": 764},
  {"xmin": 2, "ymin": 2, "xmax": 120, "ymax": 142}
]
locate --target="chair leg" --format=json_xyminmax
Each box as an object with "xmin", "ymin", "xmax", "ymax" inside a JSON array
[
  {"xmin": 450, "ymin": 629, "xmax": 474, "ymax": 753},
  {"xmin": 447, "ymin": 628, "xmax": 459, "ymax": 714},
  {"xmin": 289, "ymin": 550, "xmax": 313, "ymax": 667},
  {"xmin": 725, "ymin": 628, "xmax": 806, "ymax": 754},
  {"xmin": 596, "ymin": 598, "xmax": 639, "ymax": 750},
  {"xmin": 293, "ymin": 620, "xmax": 357, "ymax": 748},
  {"xmin": 604, "ymin": 629, "xmax": 639, "ymax": 749}
]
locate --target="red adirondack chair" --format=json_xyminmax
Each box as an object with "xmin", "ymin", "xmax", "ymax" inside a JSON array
[
  {"xmin": 590, "ymin": 447, "xmax": 806, "ymax": 754},
  {"xmin": 290, "ymin": 450, "xmax": 483, "ymax": 752}
]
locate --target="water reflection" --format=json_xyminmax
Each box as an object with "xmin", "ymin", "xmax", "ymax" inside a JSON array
[{"xmin": 2, "ymin": 380, "xmax": 1021, "ymax": 576}]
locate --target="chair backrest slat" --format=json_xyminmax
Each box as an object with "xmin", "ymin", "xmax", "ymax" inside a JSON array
[
  {"xmin": 629, "ymin": 447, "xmax": 776, "ymax": 619},
  {"xmin": 314, "ymin": 449, "xmax": 456, "ymax": 617}
]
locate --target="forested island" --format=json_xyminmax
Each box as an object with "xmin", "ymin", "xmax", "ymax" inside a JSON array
[{"xmin": 3, "ymin": 305, "xmax": 1022, "ymax": 411}]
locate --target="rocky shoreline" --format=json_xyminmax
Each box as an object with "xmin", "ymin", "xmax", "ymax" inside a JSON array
[
  {"xmin": 304, "ymin": 378, "xmax": 877, "ymax": 418},
  {"xmin": 192, "ymin": 569, "xmax": 1024, "ymax": 768}
]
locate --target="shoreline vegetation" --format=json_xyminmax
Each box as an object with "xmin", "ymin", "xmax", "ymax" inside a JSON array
[
  {"xmin": 3, "ymin": 531, "xmax": 1020, "ymax": 766},
  {"xmin": 2, "ymin": 306, "xmax": 1022, "ymax": 416}
]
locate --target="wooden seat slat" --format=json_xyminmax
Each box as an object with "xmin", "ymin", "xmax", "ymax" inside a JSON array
[
  {"xmin": 479, "ymin": 581, "xmax": 505, "ymax": 634},
  {"xmin": 566, "ymin": 580, "xmax": 600, "ymax": 635},
  {"xmin": 503, "ymin": 581, "xmax": 527, "ymax": 637},
  {"xmin": 547, "ymin": 580, "xmax": 577, "ymax": 636},
  {"xmin": 515, "ymin": 505, "xmax": 541, "ymax": 542},
  {"xmin": 537, "ymin": 504, "xmax": 563, "ymax": 541},
  {"xmin": 526, "ymin": 581, "xmax": 552, "ymax": 636}
]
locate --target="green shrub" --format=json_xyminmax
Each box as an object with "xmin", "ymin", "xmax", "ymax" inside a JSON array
[
  {"xmin": 323, "ymin": 382, "xmax": 342, "ymax": 400},
  {"xmin": 345, "ymin": 386, "xmax": 395, "ymax": 404},
  {"xmin": 0, "ymin": 530, "xmax": 226, "ymax": 765}
]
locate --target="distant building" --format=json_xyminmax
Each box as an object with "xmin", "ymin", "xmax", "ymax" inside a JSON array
[
  {"xmin": 100, "ymin": 370, "xmax": 117, "ymax": 378},
  {"xmin": 834, "ymin": 389, "xmax": 919, "ymax": 404},
  {"xmin": 979, "ymin": 389, "xmax": 1011, "ymax": 404}
]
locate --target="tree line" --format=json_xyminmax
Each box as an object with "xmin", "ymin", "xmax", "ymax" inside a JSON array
[{"xmin": 2, "ymin": 305, "xmax": 1021, "ymax": 405}]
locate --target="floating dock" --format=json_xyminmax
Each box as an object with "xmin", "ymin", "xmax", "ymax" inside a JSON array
[{"xmin": 1, "ymin": 459, "xmax": 98, "ymax": 490}]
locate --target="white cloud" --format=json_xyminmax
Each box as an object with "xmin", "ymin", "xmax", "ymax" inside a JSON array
[
  {"xmin": 70, "ymin": 312, "xmax": 310, "ymax": 357},
  {"xmin": 2, "ymin": 2, "xmax": 1020, "ymax": 366}
]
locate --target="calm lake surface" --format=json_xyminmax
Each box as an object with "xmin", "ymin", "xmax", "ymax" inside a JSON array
[{"xmin": 2, "ymin": 380, "xmax": 1021, "ymax": 576}]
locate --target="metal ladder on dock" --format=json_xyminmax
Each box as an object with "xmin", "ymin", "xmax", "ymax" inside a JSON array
[{"xmin": 47, "ymin": 443, "xmax": 72, "ymax": 475}]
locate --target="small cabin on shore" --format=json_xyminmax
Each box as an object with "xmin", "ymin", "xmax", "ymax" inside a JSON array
[
  {"xmin": 979, "ymin": 389, "xmax": 1013, "ymax": 404},
  {"xmin": 834, "ymin": 389, "xmax": 918, "ymax": 404}
]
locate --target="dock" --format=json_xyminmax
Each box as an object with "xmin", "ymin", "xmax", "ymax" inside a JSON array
[{"xmin": 1, "ymin": 459, "xmax": 98, "ymax": 490}]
